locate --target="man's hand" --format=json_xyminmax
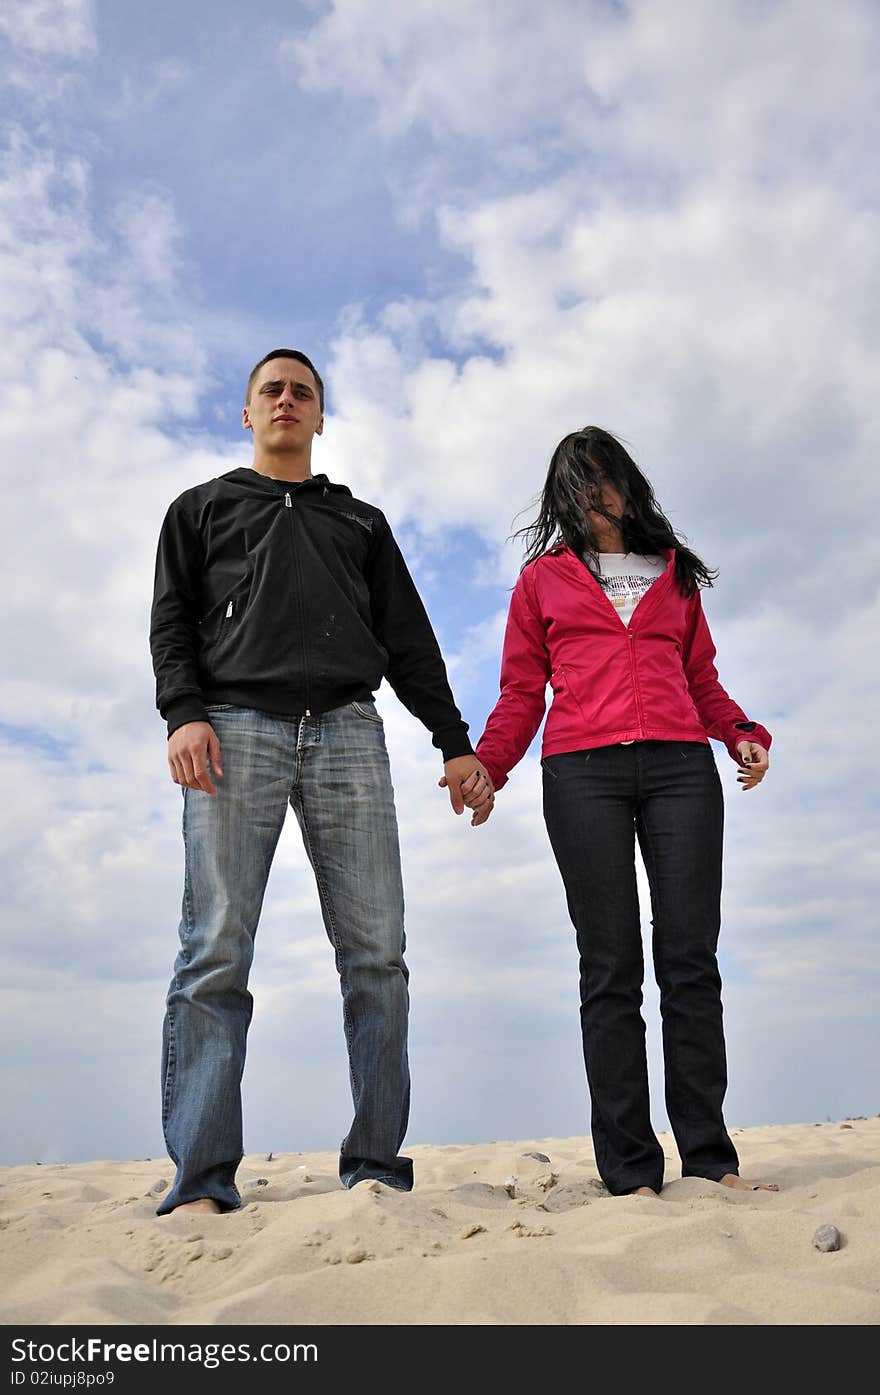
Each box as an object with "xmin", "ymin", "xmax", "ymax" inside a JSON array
[
  {"xmin": 168, "ymin": 721, "xmax": 224, "ymax": 796},
  {"xmin": 736, "ymin": 741, "xmax": 769, "ymax": 791},
  {"xmin": 438, "ymin": 756, "xmax": 495, "ymax": 827}
]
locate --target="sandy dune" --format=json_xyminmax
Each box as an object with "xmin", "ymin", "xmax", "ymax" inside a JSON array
[{"xmin": 1, "ymin": 1118, "xmax": 877, "ymax": 1326}]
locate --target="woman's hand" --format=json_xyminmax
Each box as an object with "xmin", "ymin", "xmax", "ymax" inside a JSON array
[
  {"xmin": 438, "ymin": 760, "xmax": 495, "ymax": 826},
  {"xmin": 736, "ymin": 741, "xmax": 769, "ymax": 791}
]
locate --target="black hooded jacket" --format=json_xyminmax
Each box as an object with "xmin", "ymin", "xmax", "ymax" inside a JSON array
[{"xmin": 150, "ymin": 467, "xmax": 473, "ymax": 761}]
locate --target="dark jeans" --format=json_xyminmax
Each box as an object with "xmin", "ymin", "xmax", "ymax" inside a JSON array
[{"xmin": 542, "ymin": 740, "xmax": 739, "ymax": 1195}]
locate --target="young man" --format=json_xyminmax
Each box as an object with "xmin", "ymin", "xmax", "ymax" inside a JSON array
[{"xmin": 150, "ymin": 349, "xmax": 494, "ymax": 1215}]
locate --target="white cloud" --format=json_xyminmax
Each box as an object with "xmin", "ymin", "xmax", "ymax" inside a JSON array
[
  {"xmin": 318, "ymin": 171, "xmax": 880, "ymax": 604},
  {"xmin": 290, "ymin": 0, "xmax": 605, "ymax": 144},
  {"xmin": 292, "ymin": 0, "xmax": 878, "ymax": 193},
  {"xmin": 113, "ymin": 57, "xmax": 189, "ymax": 117},
  {"xmin": 111, "ymin": 187, "xmax": 182, "ymax": 290},
  {"xmin": 0, "ymin": 0, "xmax": 95, "ymax": 59}
]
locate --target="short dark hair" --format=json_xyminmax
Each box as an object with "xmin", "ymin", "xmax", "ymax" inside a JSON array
[{"xmin": 245, "ymin": 349, "xmax": 324, "ymax": 412}]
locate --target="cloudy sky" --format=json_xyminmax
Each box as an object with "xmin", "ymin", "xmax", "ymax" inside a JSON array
[{"xmin": 2, "ymin": 0, "xmax": 877, "ymax": 1170}]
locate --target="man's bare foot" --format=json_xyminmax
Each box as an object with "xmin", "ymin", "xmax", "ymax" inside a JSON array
[
  {"xmin": 624, "ymin": 1186, "xmax": 661, "ymax": 1198},
  {"xmin": 170, "ymin": 1198, "xmax": 222, "ymax": 1214},
  {"xmin": 719, "ymin": 1173, "xmax": 779, "ymax": 1193}
]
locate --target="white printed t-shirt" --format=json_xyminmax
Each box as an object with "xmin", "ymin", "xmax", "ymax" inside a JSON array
[
  {"xmin": 591, "ymin": 552, "xmax": 667, "ymax": 626},
  {"xmin": 589, "ymin": 552, "xmax": 667, "ymax": 744}
]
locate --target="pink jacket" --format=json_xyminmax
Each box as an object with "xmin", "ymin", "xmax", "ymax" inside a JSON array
[{"xmin": 475, "ymin": 547, "xmax": 772, "ymax": 790}]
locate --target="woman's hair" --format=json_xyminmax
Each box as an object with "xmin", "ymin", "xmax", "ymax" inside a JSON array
[{"xmin": 512, "ymin": 426, "xmax": 716, "ymax": 596}]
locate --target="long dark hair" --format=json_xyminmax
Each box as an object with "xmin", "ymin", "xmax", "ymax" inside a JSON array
[{"xmin": 513, "ymin": 426, "xmax": 716, "ymax": 596}]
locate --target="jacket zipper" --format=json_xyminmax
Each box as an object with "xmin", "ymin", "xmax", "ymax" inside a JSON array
[
  {"xmin": 285, "ymin": 491, "xmax": 312, "ymax": 717},
  {"xmin": 626, "ymin": 628, "xmax": 646, "ymax": 737}
]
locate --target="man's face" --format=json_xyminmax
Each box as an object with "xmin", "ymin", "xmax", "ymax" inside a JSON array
[{"xmin": 242, "ymin": 358, "xmax": 324, "ymax": 451}]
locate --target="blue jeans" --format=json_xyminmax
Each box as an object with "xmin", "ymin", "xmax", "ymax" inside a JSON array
[
  {"xmin": 542, "ymin": 741, "xmax": 739, "ymax": 1195},
  {"xmin": 157, "ymin": 701, "xmax": 412, "ymax": 1214}
]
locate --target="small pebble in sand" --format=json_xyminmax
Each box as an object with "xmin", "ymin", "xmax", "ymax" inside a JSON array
[
  {"xmin": 303, "ymin": 1231, "xmax": 331, "ymax": 1247},
  {"xmin": 521, "ymin": 1152, "xmax": 551, "ymax": 1164},
  {"xmin": 533, "ymin": 1170, "xmax": 560, "ymax": 1192},
  {"xmin": 210, "ymin": 1246, "xmax": 233, "ymax": 1262},
  {"xmin": 345, "ymin": 1248, "xmax": 372, "ymax": 1264},
  {"xmin": 812, "ymin": 1224, "xmax": 842, "ymax": 1252},
  {"xmin": 509, "ymin": 1219, "xmax": 555, "ymax": 1238},
  {"xmin": 430, "ymin": 1206, "xmax": 448, "ymax": 1218},
  {"xmin": 150, "ymin": 1179, "xmax": 168, "ymax": 1193},
  {"xmin": 839, "ymin": 1124, "xmax": 853, "ymax": 1130},
  {"xmin": 503, "ymin": 1176, "xmax": 517, "ymax": 1198},
  {"xmin": 459, "ymin": 1223, "xmax": 486, "ymax": 1239}
]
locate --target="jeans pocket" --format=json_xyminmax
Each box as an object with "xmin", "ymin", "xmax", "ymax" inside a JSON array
[
  {"xmin": 679, "ymin": 742, "xmax": 715, "ymax": 767},
  {"xmin": 540, "ymin": 757, "xmax": 559, "ymax": 781},
  {"xmin": 351, "ymin": 700, "xmax": 383, "ymax": 724},
  {"xmin": 204, "ymin": 703, "xmax": 237, "ymax": 713}
]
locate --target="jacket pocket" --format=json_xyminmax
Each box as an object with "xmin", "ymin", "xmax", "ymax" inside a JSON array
[
  {"xmin": 201, "ymin": 603, "xmax": 234, "ymax": 676},
  {"xmin": 200, "ymin": 578, "xmax": 252, "ymax": 675},
  {"xmin": 550, "ymin": 664, "xmax": 588, "ymax": 722},
  {"xmin": 550, "ymin": 665, "xmax": 568, "ymax": 694}
]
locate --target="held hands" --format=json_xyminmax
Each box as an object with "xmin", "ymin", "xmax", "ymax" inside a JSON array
[
  {"xmin": 168, "ymin": 721, "xmax": 224, "ymax": 795},
  {"xmin": 439, "ymin": 756, "xmax": 495, "ymax": 826},
  {"xmin": 736, "ymin": 740, "xmax": 769, "ymax": 792}
]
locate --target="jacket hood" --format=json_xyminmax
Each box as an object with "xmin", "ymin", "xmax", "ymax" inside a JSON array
[{"xmin": 218, "ymin": 467, "xmax": 353, "ymax": 500}]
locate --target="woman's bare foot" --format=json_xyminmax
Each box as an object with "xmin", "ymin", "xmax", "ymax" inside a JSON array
[
  {"xmin": 170, "ymin": 1198, "xmax": 222, "ymax": 1214},
  {"xmin": 719, "ymin": 1173, "xmax": 779, "ymax": 1193},
  {"xmin": 625, "ymin": 1186, "xmax": 661, "ymax": 1198}
]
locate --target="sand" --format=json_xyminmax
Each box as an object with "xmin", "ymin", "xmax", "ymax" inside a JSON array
[{"xmin": 1, "ymin": 1119, "xmax": 878, "ymax": 1326}]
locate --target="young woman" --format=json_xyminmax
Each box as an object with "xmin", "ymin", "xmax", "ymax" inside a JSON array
[{"xmin": 473, "ymin": 427, "xmax": 778, "ymax": 1198}]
